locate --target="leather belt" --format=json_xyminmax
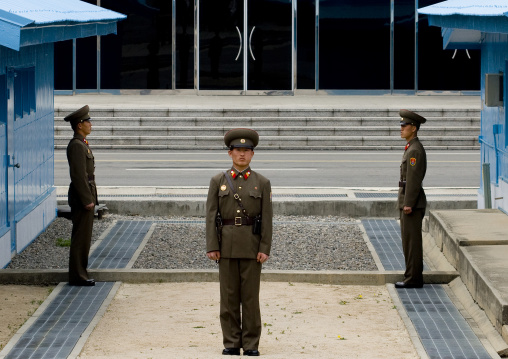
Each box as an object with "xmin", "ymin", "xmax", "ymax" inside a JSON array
[
  {"xmin": 399, "ymin": 181, "xmax": 406, "ymax": 187},
  {"xmin": 222, "ymin": 217, "xmax": 254, "ymax": 226}
]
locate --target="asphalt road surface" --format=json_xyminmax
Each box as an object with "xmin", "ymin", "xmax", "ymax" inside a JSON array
[{"xmin": 54, "ymin": 150, "xmax": 480, "ymax": 188}]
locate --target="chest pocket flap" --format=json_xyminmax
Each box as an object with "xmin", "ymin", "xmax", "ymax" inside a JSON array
[
  {"xmin": 249, "ymin": 190, "xmax": 262, "ymax": 199},
  {"xmin": 219, "ymin": 188, "xmax": 230, "ymax": 197}
]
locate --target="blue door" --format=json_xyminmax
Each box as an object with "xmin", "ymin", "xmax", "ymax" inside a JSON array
[
  {"xmin": 5, "ymin": 69, "xmax": 17, "ymax": 253},
  {"xmin": 0, "ymin": 74, "xmax": 9, "ymax": 248}
]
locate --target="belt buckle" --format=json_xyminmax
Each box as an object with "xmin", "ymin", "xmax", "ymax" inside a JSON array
[{"xmin": 234, "ymin": 217, "xmax": 242, "ymax": 226}]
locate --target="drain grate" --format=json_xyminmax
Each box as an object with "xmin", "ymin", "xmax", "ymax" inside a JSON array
[{"xmin": 397, "ymin": 285, "xmax": 491, "ymax": 359}]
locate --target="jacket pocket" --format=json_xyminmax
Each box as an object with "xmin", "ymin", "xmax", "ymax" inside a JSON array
[
  {"xmin": 219, "ymin": 189, "xmax": 230, "ymax": 197},
  {"xmin": 249, "ymin": 190, "xmax": 262, "ymax": 199}
]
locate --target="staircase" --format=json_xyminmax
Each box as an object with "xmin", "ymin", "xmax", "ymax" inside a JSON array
[{"xmin": 54, "ymin": 107, "xmax": 480, "ymax": 150}]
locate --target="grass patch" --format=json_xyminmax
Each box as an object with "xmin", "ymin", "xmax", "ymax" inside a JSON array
[{"xmin": 56, "ymin": 238, "xmax": 71, "ymax": 247}]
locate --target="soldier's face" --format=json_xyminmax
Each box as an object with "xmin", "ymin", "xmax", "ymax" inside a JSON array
[
  {"xmin": 228, "ymin": 148, "xmax": 254, "ymax": 170},
  {"xmin": 78, "ymin": 119, "xmax": 92, "ymax": 136},
  {"xmin": 400, "ymin": 123, "xmax": 416, "ymax": 141}
]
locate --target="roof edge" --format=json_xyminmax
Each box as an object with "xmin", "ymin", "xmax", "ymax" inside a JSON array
[
  {"xmin": 426, "ymin": 14, "xmax": 508, "ymax": 35},
  {"xmin": 0, "ymin": 8, "xmax": 33, "ymax": 27}
]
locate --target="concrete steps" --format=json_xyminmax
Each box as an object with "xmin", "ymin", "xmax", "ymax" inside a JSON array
[{"xmin": 54, "ymin": 107, "xmax": 481, "ymax": 150}]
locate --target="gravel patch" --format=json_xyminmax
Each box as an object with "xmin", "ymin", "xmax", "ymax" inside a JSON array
[
  {"xmin": 7, "ymin": 214, "xmax": 377, "ymax": 271},
  {"xmin": 132, "ymin": 215, "xmax": 377, "ymax": 271},
  {"xmin": 6, "ymin": 217, "xmax": 114, "ymax": 270}
]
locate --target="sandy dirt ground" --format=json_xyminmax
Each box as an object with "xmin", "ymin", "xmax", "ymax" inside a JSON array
[
  {"xmin": 0, "ymin": 285, "xmax": 53, "ymax": 350},
  {"xmin": 78, "ymin": 282, "xmax": 418, "ymax": 359}
]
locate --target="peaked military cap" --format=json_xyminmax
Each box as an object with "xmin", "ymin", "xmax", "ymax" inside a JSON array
[
  {"xmin": 64, "ymin": 105, "xmax": 90, "ymax": 127},
  {"xmin": 224, "ymin": 128, "xmax": 259, "ymax": 149},
  {"xmin": 400, "ymin": 109, "xmax": 426, "ymax": 127}
]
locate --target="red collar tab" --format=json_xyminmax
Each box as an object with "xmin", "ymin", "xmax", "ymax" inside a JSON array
[
  {"xmin": 405, "ymin": 142, "xmax": 410, "ymax": 151},
  {"xmin": 230, "ymin": 168, "xmax": 251, "ymax": 180},
  {"xmin": 83, "ymin": 138, "xmax": 89, "ymax": 146}
]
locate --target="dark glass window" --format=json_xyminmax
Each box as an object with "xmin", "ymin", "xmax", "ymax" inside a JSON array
[
  {"xmin": 297, "ymin": 0, "xmax": 316, "ymax": 89},
  {"xmin": 101, "ymin": 0, "xmax": 173, "ymax": 89},
  {"xmin": 77, "ymin": 36, "xmax": 98, "ymax": 89},
  {"xmin": 394, "ymin": 0, "xmax": 415, "ymax": 90},
  {"xmin": 14, "ymin": 67, "xmax": 36, "ymax": 120},
  {"xmin": 319, "ymin": 0, "xmax": 390, "ymax": 90},
  {"xmin": 176, "ymin": 0, "xmax": 194, "ymax": 89},
  {"xmin": 418, "ymin": 0, "xmax": 480, "ymax": 91},
  {"xmin": 77, "ymin": 0, "xmax": 98, "ymax": 90},
  {"xmin": 54, "ymin": 40, "xmax": 73, "ymax": 90}
]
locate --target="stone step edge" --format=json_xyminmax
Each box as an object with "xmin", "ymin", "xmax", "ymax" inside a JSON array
[
  {"xmin": 54, "ymin": 116, "xmax": 481, "ymax": 120},
  {"xmin": 0, "ymin": 269, "xmax": 459, "ymax": 285},
  {"xmin": 54, "ymin": 145, "xmax": 479, "ymax": 150},
  {"xmin": 54, "ymin": 125, "xmax": 480, "ymax": 130},
  {"xmin": 54, "ymin": 135, "xmax": 478, "ymax": 139}
]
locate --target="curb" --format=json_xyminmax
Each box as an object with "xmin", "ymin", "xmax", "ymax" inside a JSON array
[{"xmin": 0, "ymin": 269, "xmax": 459, "ymax": 285}]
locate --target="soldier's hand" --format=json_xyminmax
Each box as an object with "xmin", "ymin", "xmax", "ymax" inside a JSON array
[
  {"xmin": 257, "ymin": 252, "xmax": 269, "ymax": 263},
  {"xmin": 403, "ymin": 206, "xmax": 412, "ymax": 214},
  {"xmin": 207, "ymin": 251, "xmax": 221, "ymax": 261},
  {"xmin": 84, "ymin": 203, "xmax": 95, "ymax": 211}
]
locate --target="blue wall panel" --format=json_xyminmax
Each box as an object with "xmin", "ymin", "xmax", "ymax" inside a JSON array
[
  {"xmin": 13, "ymin": 44, "xmax": 54, "ymax": 219},
  {"xmin": 0, "ymin": 42, "xmax": 55, "ymax": 233},
  {"xmin": 0, "ymin": 75, "xmax": 7, "ymax": 234},
  {"xmin": 480, "ymin": 33, "xmax": 508, "ymax": 189}
]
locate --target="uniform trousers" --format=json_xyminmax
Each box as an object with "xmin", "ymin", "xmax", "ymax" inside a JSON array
[
  {"xmin": 69, "ymin": 206, "xmax": 94, "ymax": 283},
  {"xmin": 219, "ymin": 258, "xmax": 262, "ymax": 350},
  {"xmin": 400, "ymin": 208, "xmax": 425, "ymax": 286}
]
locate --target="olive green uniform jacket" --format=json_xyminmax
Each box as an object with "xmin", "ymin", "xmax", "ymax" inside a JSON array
[
  {"xmin": 398, "ymin": 136, "xmax": 426, "ymax": 286},
  {"xmin": 206, "ymin": 168, "xmax": 272, "ymax": 258},
  {"xmin": 205, "ymin": 167, "xmax": 272, "ymax": 350},
  {"xmin": 67, "ymin": 134, "xmax": 98, "ymax": 283}
]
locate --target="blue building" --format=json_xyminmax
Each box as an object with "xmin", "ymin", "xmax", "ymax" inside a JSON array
[
  {"xmin": 0, "ymin": 0, "xmax": 125, "ymax": 268},
  {"xmin": 419, "ymin": 0, "xmax": 508, "ymax": 211}
]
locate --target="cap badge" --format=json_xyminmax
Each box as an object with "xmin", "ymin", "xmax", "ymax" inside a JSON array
[
  {"xmin": 240, "ymin": 139, "xmax": 246, "ymax": 144},
  {"xmin": 221, "ymin": 185, "xmax": 227, "ymax": 191},
  {"xmin": 410, "ymin": 157, "xmax": 416, "ymax": 166}
]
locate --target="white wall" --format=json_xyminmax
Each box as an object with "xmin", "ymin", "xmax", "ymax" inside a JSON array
[
  {"xmin": 16, "ymin": 190, "xmax": 57, "ymax": 253},
  {"xmin": 0, "ymin": 231, "xmax": 10, "ymax": 268}
]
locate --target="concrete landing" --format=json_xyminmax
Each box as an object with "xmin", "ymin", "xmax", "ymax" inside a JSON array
[
  {"xmin": 55, "ymin": 186, "xmax": 478, "ymax": 218},
  {"xmin": 429, "ymin": 210, "xmax": 508, "ymax": 345}
]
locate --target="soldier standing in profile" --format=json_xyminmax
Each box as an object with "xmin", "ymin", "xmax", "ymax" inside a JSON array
[
  {"xmin": 206, "ymin": 128, "xmax": 273, "ymax": 356},
  {"xmin": 65, "ymin": 105, "xmax": 98, "ymax": 287},
  {"xmin": 395, "ymin": 109, "xmax": 427, "ymax": 289}
]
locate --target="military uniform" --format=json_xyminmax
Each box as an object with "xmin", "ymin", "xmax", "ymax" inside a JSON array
[
  {"xmin": 206, "ymin": 129, "xmax": 272, "ymax": 356},
  {"xmin": 65, "ymin": 105, "xmax": 98, "ymax": 286},
  {"xmin": 397, "ymin": 110, "xmax": 427, "ymax": 288}
]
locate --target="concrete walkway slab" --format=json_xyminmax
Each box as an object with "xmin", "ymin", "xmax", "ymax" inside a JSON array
[
  {"xmin": 461, "ymin": 246, "xmax": 508, "ymax": 333},
  {"xmin": 2, "ymin": 203, "xmax": 505, "ymax": 358},
  {"xmin": 429, "ymin": 209, "xmax": 508, "ymax": 268},
  {"xmin": 54, "ymin": 94, "xmax": 481, "ymax": 111},
  {"xmin": 429, "ymin": 209, "xmax": 508, "ymax": 348}
]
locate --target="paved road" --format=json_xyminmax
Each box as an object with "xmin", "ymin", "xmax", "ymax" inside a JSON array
[{"xmin": 54, "ymin": 150, "xmax": 480, "ymax": 188}]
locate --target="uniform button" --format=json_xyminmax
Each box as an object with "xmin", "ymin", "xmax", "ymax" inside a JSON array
[
  {"xmin": 239, "ymin": 186, "xmax": 242, "ymax": 190},
  {"xmin": 239, "ymin": 175, "xmax": 243, "ymax": 178},
  {"xmin": 237, "ymin": 210, "xmax": 241, "ymax": 213}
]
